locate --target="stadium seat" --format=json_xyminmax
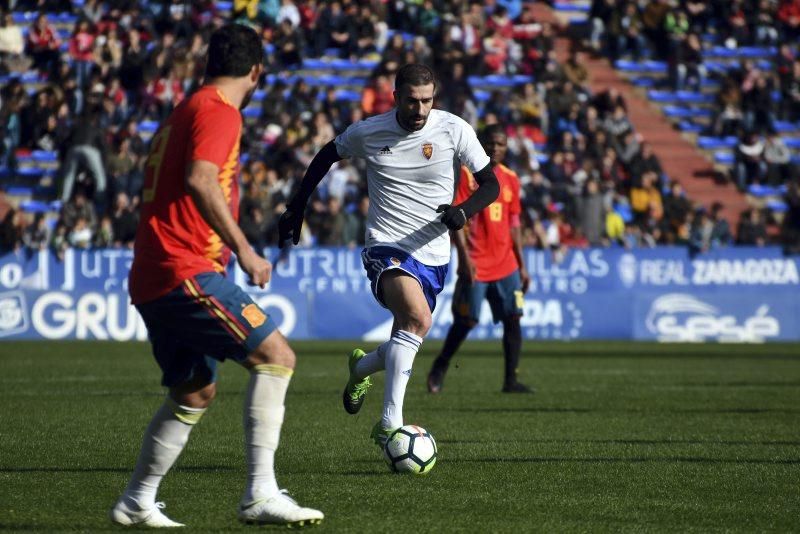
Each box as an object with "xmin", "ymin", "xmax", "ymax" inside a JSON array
[
  {"xmin": 631, "ymin": 77, "xmax": 656, "ymax": 88},
  {"xmin": 335, "ymin": 90, "xmax": 362, "ymax": 102},
  {"xmin": 251, "ymin": 89, "xmax": 266, "ymax": 102},
  {"xmin": 747, "ymin": 184, "xmax": 782, "ymax": 197},
  {"xmin": 242, "ymin": 107, "xmax": 261, "ymax": 118},
  {"xmin": 675, "ymin": 91, "xmax": 714, "ymax": 104},
  {"xmin": 647, "ymin": 90, "xmax": 677, "ymax": 103},
  {"xmin": 5, "ymin": 185, "xmax": 35, "ymax": 197},
  {"xmin": 784, "ymin": 138, "xmax": 800, "ymax": 149},
  {"xmin": 216, "ymin": 1, "xmax": 233, "ymax": 11},
  {"xmin": 32, "ymin": 150, "xmax": 58, "ymax": 163},
  {"xmin": 473, "ymin": 90, "xmax": 490, "ymax": 102},
  {"xmin": 138, "ymin": 120, "xmax": 159, "ymax": 133},
  {"xmin": 614, "ymin": 204, "xmax": 633, "ymax": 223},
  {"xmin": 696, "ymin": 136, "xmax": 738, "ymax": 150},
  {"xmin": 766, "ymin": 199, "xmax": 788, "ymax": 213},
  {"xmin": 20, "ymin": 200, "xmax": 52, "ymax": 213},
  {"xmin": 714, "ymin": 151, "xmax": 735, "ymax": 165},
  {"xmin": 662, "ymin": 106, "xmax": 712, "ymax": 119},
  {"xmin": 773, "ymin": 121, "xmax": 796, "ymax": 133},
  {"xmin": 678, "ymin": 120, "xmax": 704, "ymax": 133},
  {"xmin": 554, "ymin": 2, "xmax": 590, "ymax": 11}
]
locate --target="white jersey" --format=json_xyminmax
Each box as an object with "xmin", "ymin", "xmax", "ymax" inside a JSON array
[{"xmin": 334, "ymin": 109, "xmax": 490, "ymax": 266}]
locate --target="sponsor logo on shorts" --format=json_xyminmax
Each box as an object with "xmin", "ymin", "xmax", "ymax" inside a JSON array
[
  {"xmin": 242, "ymin": 304, "xmax": 267, "ymax": 328},
  {"xmin": 390, "ymin": 257, "xmax": 401, "ymax": 266}
]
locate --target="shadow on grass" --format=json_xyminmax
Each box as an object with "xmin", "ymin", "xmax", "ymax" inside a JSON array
[
  {"xmin": 451, "ymin": 456, "xmax": 800, "ymax": 465},
  {"xmin": 440, "ymin": 438, "xmax": 800, "ymax": 446},
  {"xmin": 0, "ymin": 465, "xmax": 235, "ymax": 473},
  {"xmin": 434, "ymin": 407, "xmax": 800, "ymax": 415}
]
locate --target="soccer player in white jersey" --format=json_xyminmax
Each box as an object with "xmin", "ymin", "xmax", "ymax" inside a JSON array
[{"xmin": 278, "ymin": 64, "xmax": 499, "ymax": 447}]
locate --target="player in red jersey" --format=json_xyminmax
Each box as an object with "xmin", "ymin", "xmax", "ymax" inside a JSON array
[
  {"xmin": 111, "ymin": 25, "xmax": 323, "ymax": 528},
  {"xmin": 427, "ymin": 124, "xmax": 533, "ymax": 394}
]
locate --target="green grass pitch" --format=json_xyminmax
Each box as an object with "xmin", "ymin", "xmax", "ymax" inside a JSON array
[{"xmin": 1, "ymin": 340, "xmax": 799, "ymax": 532}]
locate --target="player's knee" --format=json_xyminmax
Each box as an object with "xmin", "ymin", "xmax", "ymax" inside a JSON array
[
  {"xmin": 456, "ymin": 317, "xmax": 478, "ymax": 329},
  {"xmin": 170, "ymin": 381, "xmax": 216, "ymax": 412},
  {"xmin": 400, "ymin": 309, "xmax": 432, "ymax": 337},
  {"xmin": 248, "ymin": 334, "xmax": 296, "ymax": 370}
]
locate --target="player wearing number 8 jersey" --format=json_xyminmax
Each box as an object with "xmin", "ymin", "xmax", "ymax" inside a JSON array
[
  {"xmin": 427, "ymin": 124, "xmax": 534, "ymax": 394},
  {"xmin": 112, "ymin": 24, "xmax": 323, "ymax": 528}
]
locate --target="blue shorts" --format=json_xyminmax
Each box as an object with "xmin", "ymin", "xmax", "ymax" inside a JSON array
[
  {"xmin": 136, "ymin": 272, "xmax": 278, "ymax": 388},
  {"xmin": 452, "ymin": 270, "xmax": 524, "ymax": 324},
  {"xmin": 361, "ymin": 246, "xmax": 448, "ymax": 312}
]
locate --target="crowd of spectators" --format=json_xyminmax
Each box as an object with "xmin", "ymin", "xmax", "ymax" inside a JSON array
[
  {"xmin": 0, "ymin": 0, "xmax": 798, "ymax": 259},
  {"xmin": 589, "ymin": 0, "xmax": 800, "ymax": 251}
]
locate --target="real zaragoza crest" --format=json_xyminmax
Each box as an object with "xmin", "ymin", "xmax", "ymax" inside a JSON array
[{"xmin": 422, "ymin": 143, "xmax": 433, "ymax": 159}]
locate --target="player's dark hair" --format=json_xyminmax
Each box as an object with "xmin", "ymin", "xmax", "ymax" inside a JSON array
[
  {"xmin": 395, "ymin": 63, "xmax": 437, "ymax": 92},
  {"xmin": 205, "ymin": 24, "xmax": 263, "ymax": 78},
  {"xmin": 479, "ymin": 123, "xmax": 506, "ymax": 144}
]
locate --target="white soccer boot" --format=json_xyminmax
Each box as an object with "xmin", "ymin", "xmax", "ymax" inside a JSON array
[
  {"xmin": 109, "ymin": 499, "xmax": 185, "ymax": 528},
  {"xmin": 238, "ymin": 490, "xmax": 324, "ymax": 526}
]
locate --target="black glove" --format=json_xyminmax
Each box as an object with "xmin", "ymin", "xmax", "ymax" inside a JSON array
[
  {"xmin": 277, "ymin": 205, "xmax": 304, "ymax": 247},
  {"xmin": 436, "ymin": 204, "xmax": 468, "ymax": 231}
]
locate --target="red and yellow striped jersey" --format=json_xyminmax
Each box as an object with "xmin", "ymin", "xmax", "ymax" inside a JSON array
[{"xmin": 129, "ymin": 86, "xmax": 242, "ymax": 304}]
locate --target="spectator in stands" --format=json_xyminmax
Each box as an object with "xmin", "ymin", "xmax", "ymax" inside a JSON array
[
  {"xmin": 742, "ymin": 71, "xmax": 776, "ymax": 133},
  {"xmin": 777, "ymin": 0, "xmax": 800, "ymax": 41},
  {"xmin": 689, "ymin": 207, "xmax": 713, "ymax": 253},
  {"xmin": 781, "ymin": 179, "xmax": 800, "ymax": 254},
  {"xmin": 342, "ymin": 194, "xmax": 368, "ymax": 248},
  {"xmin": 23, "ymin": 213, "xmax": 50, "ymax": 251},
  {"xmin": 110, "ymin": 192, "xmax": 137, "ymax": 248},
  {"xmin": 50, "ymin": 221, "xmax": 68, "ymax": 260},
  {"xmin": 0, "ymin": 94, "xmax": 22, "ymax": 168},
  {"xmin": 274, "ymin": 18, "xmax": 304, "ymax": 69},
  {"xmin": 712, "ymin": 80, "xmax": 744, "ymax": 137},
  {"xmin": 673, "ymin": 33, "xmax": 706, "ymax": 91},
  {"xmin": 710, "ymin": 201, "xmax": 733, "ymax": 247},
  {"xmin": 0, "ymin": 11, "xmax": 25, "ymax": 70},
  {"xmin": 662, "ymin": 181, "xmax": 693, "ymax": 236},
  {"xmin": 764, "ymin": 132, "xmax": 795, "ymax": 184},
  {"xmin": 736, "ymin": 209, "xmax": 768, "ymax": 245},
  {"xmin": 93, "ymin": 215, "xmax": 113, "ymax": 248},
  {"xmin": 575, "ymin": 179, "xmax": 605, "ymax": 246},
  {"xmin": 589, "ymin": 0, "xmax": 616, "ymax": 54},
  {"xmin": 781, "ymin": 58, "xmax": 800, "ymax": 121},
  {"xmin": 68, "ymin": 216, "xmax": 92, "ymax": 249},
  {"xmin": 69, "ymin": 19, "xmax": 96, "ymax": 89},
  {"xmin": 59, "ymin": 110, "xmax": 107, "ymax": 203},
  {"xmin": 26, "ymin": 14, "xmax": 61, "ymax": 77},
  {"xmin": 735, "ymin": 132, "xmax": 767, "ymax": 191},
  {"xmin": 603, "ymin": 104, "xmax": 633, "ymax": 143},
  {"xmin": 630, "ymin": 170, "xmax": 663, "ymax": 225},
  {"xmin": 61, "ymin": 190, "xmax": 97, "ymax": 232}
]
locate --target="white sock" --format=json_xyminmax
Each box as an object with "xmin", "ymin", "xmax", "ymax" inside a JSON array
[
  {"xmin": 382, "ymin": 330, "xmax": 422, "ymax": 430},
  {"xmin": 242, "ymin": 364, "xmax": 292, "ymax": 505},
  {"xmin": 123, "ymin": 399, "xmax": 205, "ymax": 510},
  {"xmin": 354, "ymin": 341, "xmax": 389, "ymax": 379}
]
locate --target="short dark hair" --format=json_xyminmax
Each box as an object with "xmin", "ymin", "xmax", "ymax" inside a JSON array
[
  {"xmin": 205, "ymin": 24, "xmax": 263, "ymax": 78},
  {"xmin": 479, "ymin": 123, "xmax": 506, "ymax": 144},
  {"xmin": 395, "ymin": 63, "xmax": 436, "ymax": 92}
]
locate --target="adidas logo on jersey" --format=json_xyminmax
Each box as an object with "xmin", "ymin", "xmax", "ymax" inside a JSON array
[{"xmin": 379, "ymin": 146, "xmax": 392, "ymax": 155}]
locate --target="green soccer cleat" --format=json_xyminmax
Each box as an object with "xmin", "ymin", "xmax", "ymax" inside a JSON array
[
  {"xmin": 370, "ymin": 421, "xmax": 397, "ymax": 449},
  {"xmin": 342, "ymin": 349, "xmax": 372, "ymax": 415}
]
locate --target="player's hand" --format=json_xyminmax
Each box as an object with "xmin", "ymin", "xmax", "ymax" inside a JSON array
[
  {"xmin": 436, "ymin": 204, "xmax": 467, "ymax": 231},
  {"xmin": 239, "ymin": 248, "xmax": 272, "ymax": 288},
  {"xmin": 457, "ymin": 257, "xmax": 476, "ymax": 285},
  {"xmin": 520, "ymin": 267, "xmax": 531, "ymax": 293},
  {"xmin": 277, "ymin": 205, "xmax": 303, "ymax": 247}
]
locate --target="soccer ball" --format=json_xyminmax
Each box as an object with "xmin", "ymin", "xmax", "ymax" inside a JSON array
[{"xmin": 383, "ymin": 425, "xmax": 437, "ymax": 474}]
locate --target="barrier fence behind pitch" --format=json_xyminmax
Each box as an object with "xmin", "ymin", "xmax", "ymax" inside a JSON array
[{"xmin": 1, "ymin": 246, "xmax": 799, "ymax": 343}]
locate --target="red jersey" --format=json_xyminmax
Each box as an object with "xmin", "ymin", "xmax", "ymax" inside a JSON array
[
  {"xmin": 457, "ymin": 163, "xmax": 521, "ymax": 282},
  {"xmin": 129, "ymin": 86, "xmax": 242, "ymax": 304}
]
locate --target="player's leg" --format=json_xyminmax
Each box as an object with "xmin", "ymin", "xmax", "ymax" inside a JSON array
[
  {"xmin": 489, "ymin": 271, "xmax": 533, "ymax": 393},
  {"xmin": 427, "ymin": 277, "xmax": 484, "ymax": 393},
  {"xmin": 111, "ymin": 301, "xmax": 218, "ymax": 528},
  {"xmin": 371, "ymin": 270, "xmax": 431, "ymax": 443},
  {"xmin": 235, "ymin": 309, "xmax": 323, "ymax": 525}
]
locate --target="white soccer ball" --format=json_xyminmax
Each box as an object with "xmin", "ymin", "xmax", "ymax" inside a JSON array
[{"xmin": 383, "ymin": 425, "xmax": 437, "ymax": 475}]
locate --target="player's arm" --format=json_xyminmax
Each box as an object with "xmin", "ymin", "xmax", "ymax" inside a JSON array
[
  {"xmin": 438, "ymin": 163, "xmax": 499, "ymax": 231},
  {"xmin": 278, "ymin": 140, "xmax": 342, "ymax": 246},
  {"xmin": 451, "ymin": 227, "xmax": 476, "ymax": 285},
  {"xmin": 510, "ymin": 216, "xmax": 530, "ymax": 293},
  {"xmin": 186, "ymin": 160, "xmax": 271, "ymax": 287}
]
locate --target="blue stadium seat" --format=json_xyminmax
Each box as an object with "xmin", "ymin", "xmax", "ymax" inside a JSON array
[
  {"xmin": 32, "ymin": 150, "xmax": 58, "ymax": 162},
  {"xmin": 302, "ymin": 58, "xmax": 328, "ymax": 70},
  {"xmin": 737, "ymin": 46, "xmax": 777, "ymax": 58},
  {"xmin": 647, "ymin": 90, "xmax": 677, "ymax": 103},
  {"xmin": 20, "ymin": 200, "xmax": 52, "ymax": 213},
  {"xmin": 138, "ymin": 120, "xmax": 158, "ymax": 132},
  {"xmin": 747, "ymin": 184, "xmax": 781, "ymax": 197},
  {"xmin": 56, "ymin": 13, "xmax": 78, "ymax": 24},
  {"xmin": 714, "ymin": 151, "xmax": 735, "ymax": 165},
  {"xmin": 766, "ymin": 200, "xmax": 788, "ymax": 213},
  {"xmin": 251, "ymin": 89, "xmax": 266, "ymax": 102},
  {"xmin": 696, "ymin": 136, "xmax": 737, "ymax": 150},
  {"xmin": 675, "ymin": 91, "xmax": 714, "ymax": 104},
  {"xmin": 5, "ymin": 185, "xmax": 34, "ymax": 197},
  {"xmin": 473, "ymin": 90, "xmax": 490, "ymax": 102},
  {"xmin": 784, "ymin": 138, "xmax": 800, "ymax": 149},
  {"xmin": 704, "ymin": 46, "xmax": 739, "ymax": 58},
  {"xmin": 17, "ymin": 167, "xmax": 43, "ymax": 178},
  {"xmin": 482, "ymin": 75, "xmax": 517, "ymax": 88},
  {"xmin": 774, "ymin": 121, "xmax": 796, "ymax": 133},
  {"xmin": 632, "ymin": 77, "xmax": 655, "ymax": 87},
  {"xmin": 335, "ymin": 90, "xmax": 361, "ymax": 102},
  {"xmin": 678, "ymin": 120, "xmax": 704, "ymax": 133},
  {"xmin": 242, "ymin": 107, "xmax": 261, "ymax": 118},
  {"xmin": 662, "ymin": 106, "xmax": 712, "ymax": 119},
  {"xmin": 216, "ymin": 1, "xmax": 233, "ymax": 11},
  {"xmin": 615, "ymin": 204, "xmax": 633, "ymax": 223},
  {"xmin": 536, "ymin": 154, "xmax": 549, "ymax": 164},
  {"xmin": 554, "ymin": 2, "xmax": 590, "ymax": 11}
]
